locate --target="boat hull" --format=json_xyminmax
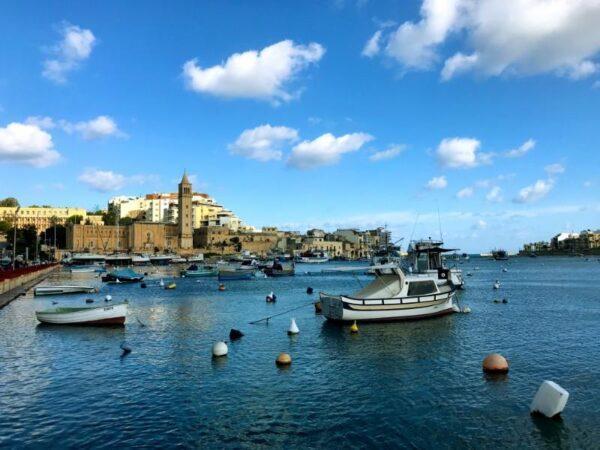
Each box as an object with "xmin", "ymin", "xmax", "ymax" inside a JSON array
[
  {"xmin": 35, "ymin": 304, "xmax": 127, "ymax": 326},
  {"xmin": 320, "ymin": 292, "xmax": 455, "ymax": 322},
  {"xmin": 34, "ymin": 286, "xmax": 97, "ymax": 296},
  {"xmin": 182, "ymin": 270, "xmax": 218, "ymax": 277},
  {"xmin": 218, "ymin": 271, "xmax": 254, "ymax": 281}
]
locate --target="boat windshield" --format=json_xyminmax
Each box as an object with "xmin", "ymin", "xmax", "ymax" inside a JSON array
[{"xmin": 407, "ymin": 280, "xmax": 438, "ymax": 296}]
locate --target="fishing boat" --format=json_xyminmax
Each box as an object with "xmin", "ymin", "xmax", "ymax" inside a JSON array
[
  {"xmin": 170, "ymin": 256, "xmax": 187, "ymax": 264},
  {"xmin": 320, "ymin": 267, "xmax": 457, "ymax": 322},
  {"xmin": 218, "ymin": 268, "xmax": 256, "ymax": 281},
  {"xmin": 296, "ymin": 251, "xmax": 329, "ymax": 264},
  {"xmin": 69, "ymin": 264, "xmax": 105, "ymax": 273},
  {"xmin": 34, "ymin": 285, "xmax": 98, "ymax": 296},
  {"xmin": 404, "ymin": 239, "xmax": 465, "ymax": 289},
  {"xmin": 263, "ymin": 260, "xmax": 295, "ymax": 277},
  {"xmin": 35, "ymin": 303, "xmax": 127, "ymax": 325},
  {"xmin": 492, "ymin": 249, "xmax": 509, "ymax": 260},
  {"xmin": 101, "ymin": 268, "xmax": 144, "ymax": 283},
  {"xmin": 150, "ymin": 255, "xmax": 173, "ymax": 266},
  {"xmin": 105, "ymin": 254, "xmax": 133, "ymax": 267},
  {"xmin": 181, "ymin": 264, "xmax": 218, "ymax": 277},
  {"xmin": 132, "ymin": 254, "xmax": 151, "ymax": 266}
]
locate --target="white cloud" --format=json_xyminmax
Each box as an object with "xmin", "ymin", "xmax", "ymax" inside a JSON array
[
  {"xmin": 472, "ymin": 219, "xmax": 487, "ymax": 230},
  {"xmin": 229, "ymin": 124, "xmax": 299, "ymax": 161},
  {"xmin": 43, "ymin": 24, "xmax": 96, "ymax": 83},
  {"xmin": 369, "ymin": 144, "xmax": 405, "ymax": 162},
  {"xmin": 362, "ymin": 30, "xmax": 382, "ymax": 57},
  {"xmin": 370, "ymin": 0, "xmax": 600, "ymax": 82},
  {"xmin": 182, "ymin": 40, "xmax": 325, "ymax": 103},
  {"xmin": 62, "ymin": 115, "xmax": 123, "ymax": 140},
  {"xmin": 436, "ymin": 137, "xmax": 489, "ymax": 169},
  {"xmin": 486, "ymin": 186, "xmax": 503, "ymax": 202},
  {"xmin": 288, "ymin": 132, "xmax": 373, "ymax": 169},
  {"xmin": 25, "ymin": 116, "xmax": 56, "ymax": 130},
  {"xmin": 0, "ymin": 122, "xmax": 60, "ymax": 167},
  {"xmin": 505, "ymin": 139, "xmax": 536, "ymax": 158},
  {"xmin": 456, "ymin": 186, "xmax": 474, "ymax": 198},
  {"xmin": 545, "ymin": 163, "xmax": 565, "ymax": 175},
  {"xmin": 426, "ymin": 175, "xmax": 447, "ymax": 190},
  {"xmin": 514, "ymin": 179, "xmax": 554, "ymax": 203},
  {"xmin": 78, "ymin": 169, "xmax": 126, "ymax": 192}
]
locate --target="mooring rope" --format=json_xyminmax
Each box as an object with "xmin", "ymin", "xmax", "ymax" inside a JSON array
[{"xmin": 249, "ymin": 300, "xmax": 316, "ymax": 325}]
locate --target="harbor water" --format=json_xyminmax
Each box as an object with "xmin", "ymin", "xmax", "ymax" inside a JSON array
[{"xmin": 1, "ymin": 257, "xmax": 599, "ymax": 448}]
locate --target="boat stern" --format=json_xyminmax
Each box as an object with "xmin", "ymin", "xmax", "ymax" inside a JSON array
[{"xmin": 319, "ymin": 293, "xmax": 344, "ymax": 320}]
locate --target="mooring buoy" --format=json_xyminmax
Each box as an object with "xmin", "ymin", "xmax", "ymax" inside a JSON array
[
  {"xmin": 288, "ymin": 318, "xmax": 299, "ymax": 335},
  {"xmin": 530, "ymin": 380, "xmax": 569, "ymax": 418},
  {"xmin": 350, "ymin": 321, "xmax": 359, "ymax": 333},
  {"xmin": 276, "ymin": 352, "xmax": 292, "ymax": 366},
  {"xmin": 229, "ymin": 329, "xmax": 244, "ymax": 340},
  {"xmin": 482, "ymin": 353, "xmax": 509, "ymax": 373},
  {"xmin": 307, "ymin": 287, "xmax": 314, "ymax": 294},
  {"xmin": 212, "ymin": 341, "xmax": 228, "ymax": 357}
]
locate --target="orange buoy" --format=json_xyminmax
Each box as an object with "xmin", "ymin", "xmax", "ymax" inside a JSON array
[
  {"xmin": 276, "ymin": 352, "xmax": 292, "ymax": 366},
  {"xmin": 482, "ymin": 353, "xmax": 509, "ymax": 373}
]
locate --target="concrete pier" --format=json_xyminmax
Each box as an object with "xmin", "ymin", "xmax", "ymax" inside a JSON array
[{"xmin": 0, "ymin": 264, "xmax": 59, "ymax": 308}]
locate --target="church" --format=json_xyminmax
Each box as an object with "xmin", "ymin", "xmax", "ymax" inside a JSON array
[{"xmin": 66, "ymin": 173, "xmax": 196, "ymax": 254}]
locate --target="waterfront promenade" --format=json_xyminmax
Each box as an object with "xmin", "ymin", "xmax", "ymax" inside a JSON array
[{"xmin": 0, "ymin": 263, "xmax": 59, "ymax": 308}]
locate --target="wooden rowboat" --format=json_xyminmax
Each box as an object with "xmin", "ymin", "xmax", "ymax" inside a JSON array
[
  {"xmin": 35, "ymin": 303, "xmax": 127, "ymax": 326},
  {"xmin": 34, "ymin": 285, "xmax": 97, "ymax": 296}
]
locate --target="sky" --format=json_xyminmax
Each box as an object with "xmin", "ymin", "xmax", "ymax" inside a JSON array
[{"xmin": 0, "ymin": 0, "xmax": 599, "ymax": 252}]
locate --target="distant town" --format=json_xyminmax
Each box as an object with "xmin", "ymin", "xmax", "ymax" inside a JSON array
[{"xmin": 1, "ymin": 172, "xmax": 598, "ymax": 265}]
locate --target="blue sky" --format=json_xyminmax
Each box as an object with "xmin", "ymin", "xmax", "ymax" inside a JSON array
[{"xmin": 0, "ymin": 0, "xmax": 599, "ymax": 252}]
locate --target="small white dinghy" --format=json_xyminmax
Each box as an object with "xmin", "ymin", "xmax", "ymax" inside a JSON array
[
  {"xmin": 34, "ymin": 285, "xmax": 97, "ymax": 296},
  {"xmin": 36, "ymin": 303, "xmax": 127, "ymax": 326}
]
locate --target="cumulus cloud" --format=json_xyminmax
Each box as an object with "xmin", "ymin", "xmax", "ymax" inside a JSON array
[
  {"xmin": 25, "ymin": 116, "xmax": 56, "ymax": 130},
  {"xmin": 368, "ymin": 0, "xmax": 600, "ymax": 82},
  {"xmin": 229, "ymin": 124, "xmax": 299, "ymax": 161},
  {"xmin": 288, "ymin": 132, "xmax": 373, "ymax": 169},
  {"xmin": 456, "ymin": 186, "xmax": 474, "ymax": 199},
  {"xmin": 426, "ymin": 175, "xmax": 447, "ymax": 190},
  {"xmin": 486, "ymin": 186, "xmax": 503, "ymax": 202},
  {"xmin": 0, "ymin": 122, "xmax": 60, "ymax": 167},
  {"xmin": 362, "ymin": 30, "xmax": 383, "ymax": 57},
  {"xmin": 436, "ymin": 137, "xmax": 490, "ymax": 169},
  {"xmin": 62, "ymin": 115, "xmax": 124, "ymax": 140},
  {"xmin": 514, "ymin": 179, "xmax": 554, "ymax": 203},
  {"xmin": 545, "ymin": 163, "xmax": 565, "ymax": 175},
  {"xmin": 505, "ymin": 139, "xmax": 536, "ymax": 158},
  {"xmin": 183, "ymin": 40, "xmax": 325, "ymax": 103},
  {"xmin": 43, "ymin": 24, "xmax": 96, "ymax": 83},
  {"xmin": 78, "ymin": 169, "xmax": 126, "ymax": 192},
  {"xmin": 369, "ymin": 144, "xmax": 405, "ymax": 162}
]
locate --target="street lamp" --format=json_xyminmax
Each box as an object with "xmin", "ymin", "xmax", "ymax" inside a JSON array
[{"xmin": 12, "ymin": 206, "xmax": 20, "ymax": 270}]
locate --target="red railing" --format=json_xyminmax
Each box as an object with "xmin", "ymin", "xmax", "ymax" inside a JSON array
[{"xmin": 0, "ymin": 263, "xmax": 59, "ymax": 282}]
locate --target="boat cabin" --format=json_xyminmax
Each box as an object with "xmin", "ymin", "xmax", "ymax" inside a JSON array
[{"xmin": 406, "ymin": 239, "xmax": 458, "ymax": 272}]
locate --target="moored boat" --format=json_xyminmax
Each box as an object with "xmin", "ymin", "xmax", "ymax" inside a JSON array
[
  {"xmin": 218, "ymin": 268, "xmax": 256, "ymax": 281},
  {"xmin": 263, "ymin": 260, "xmax": 295, "ymax": 277},
  {"xmin": 181, "ymin": 264, "xmax": 218, "ymax": 277},
  {"xmin": 296, "ymin": 251, "xmax": 329, "ymax": 264},
  {"xmin": 35, "ymin": 303, "xmax": 127, "ymax": 326},
  {"xmin": 69, "ymin": 264, "xmax": 105, "ymax": 273},
  {"xmin": 34, "ymin": 285, "xmax": 98, "ymax": 296},
  {"xmin": 492, "ymin": 249, "xmax": 509, "ymax": 260},
  {"xmin": 320, "ymin": 267, "xmax": 456, "ymax": 322},
  {"xmin": 101, "ymin": 268, "xmax": 144, "ymax": 283},
  {"xmin": 405, "ymin": 239, "xmax": 465, "ymax": 289}
]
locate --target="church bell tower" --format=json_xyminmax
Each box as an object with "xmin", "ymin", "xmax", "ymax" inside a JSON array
[{"xmin": 178, "ymin": 171, "xmax": 193, "ymax": 250}]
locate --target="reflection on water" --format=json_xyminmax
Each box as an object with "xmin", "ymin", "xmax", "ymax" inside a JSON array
[{"xmin": 0, "ymin": 257, "xmax": 599, "ymax": 447}]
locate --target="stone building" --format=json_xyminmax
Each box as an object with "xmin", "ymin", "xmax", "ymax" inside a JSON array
[{"xmin": 0, "ymin": 206, "xmax": 88, "ymax": 233}]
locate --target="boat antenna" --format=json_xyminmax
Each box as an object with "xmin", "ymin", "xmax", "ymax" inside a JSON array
[{"xmin": 437, "ymin": 202, "xmax": 443, "ymax": 242}]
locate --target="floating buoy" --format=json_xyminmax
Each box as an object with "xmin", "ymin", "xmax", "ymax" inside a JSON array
[
  {"xmin": 105, "ymin": 294, "xmax": 112, "ymax": 302},
  {"xmin": 165, "ymin": 283, "xmax": 176, "ymax": 290},
  {"xmin": 218, "ymin": 284, "xmax": 226, "ymax": 291},
  {"xmin": 502, "ymin": 268, "xmax": 508, "ymax": 273},
  {"xmin": 467, "ymin": 272, "xmax": 472, "ymax": 277},
  {"xmin": 181, "ymin": 274, "xmax": 186, "ymax": 278},
  {"xmin": 493, "ymin": 299, "xmax": 500, "ymax": 303},
  {"xmin": 144, "ymin": 272, "xmax": 149, "ymax": 276},
  {"xmin": 52, "ymin": 301, "xmax": 58, "ymax": 305},
  {"xmin": 85, "ymin": 298, "xmax": 94, "ymax": 304},
  {"xmin": 159, "ymin": 279, "xmax": 165, "ymax": 287},
  {"xmin": 120, "ymin": 342, "xmax": 132, "ymax": 357},
  {"xmin": 482, "ymin": 353, "xmax": 509, "ymax": 373},
  {"xmin": 350, "ymin": 321, "xmax": 359, "ymax": 333},
  {"xmin": 462, "ymin": 306, "xmax": 471, "ymax": 313},
  {"xmin": 306, "ymin": 287, "xmax": 314, "ymax": 294},
  {"xmin": 530, "ymin": 381, "xmax": 569, "ymax": 418},
  {"xmin": 288, "ymin": 318, "xmax": 300, "ymax": 335},
  {"xmin": 493, "ymin": 280, "xmax": 500, "ymax": 289},
  {"xmin": 276, "ymin": 352, "xmax": 292, "ymax": 366},
  {"xmin": 266, "ymin": 291, "xmax": 277, "ymax": 302},
  {"xmin": 229, "ymin": 329, "xmax": 244, "ymax": 340},
  {"xmin": 314, "ymin": 301, "xmax": 322, "ymax": 314},
  {"xmin": 212, "ymin": 341, "xmax": 228, "ymax": 357},
  {"xmin": 502, "ymin": 298, "xmax": 508, "ymax": 304},
  {"xmin": 140, "ymin": 282, "xmax": 147, "ymax": 288},
  {"xmin": 115, "ymin": 278, "xmax": 121, "ymax": 284}
]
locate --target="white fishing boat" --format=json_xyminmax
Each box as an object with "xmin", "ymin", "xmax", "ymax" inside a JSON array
[
  {"xmin": 36, "ymin": 303, "xmax": 127, "ymax": 325},
  {"xmin": 132, "ymin": 254, "xmax": 151, "ymax": 265},
  {"xmin": 34, "ymin": 285, "xmax": 98, "ymax": 296},
  {"xmin": 296, "ymin": 251, "xmax": 329, "ymax": 264},
  {"xmin": 320, "ymin": 267, "xmax": 457, "ymax": 322}
]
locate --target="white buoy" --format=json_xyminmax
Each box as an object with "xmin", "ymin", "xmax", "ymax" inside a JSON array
[
  {"xmin": 105, "ymin": 294, "xmax": 112, "ymax": 302},
  {"xmin": 159, "ymin": 279, "xmax": 165, "ymax": 287},
  {"xmin": 502, "ymin": 268, "xmax": 508, "ymax": 273},
  {"xmin": 115, "ymin": 278, "xmax": 121, "ymax": 284},
  {"xmin": 530, "ymin": 381, "xmax": 569, "ymax": 418},
  {"xmin": 462, "ymin": 306, "xmax": 471, "ymax": 313},
  {"xmin": 493, "ymin": 281, "xmax": 500, "ymax": 289},
  {"xmin": 212, "ymin": 341, "xmax": 228, "ymax": 357},
  {"xmin": 288, "ymin": 318, "xmax": 299, "ymax": 335},
  {"xmin": 266, "ymin": 291, "xmax": 276, "ymax": 302}
]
